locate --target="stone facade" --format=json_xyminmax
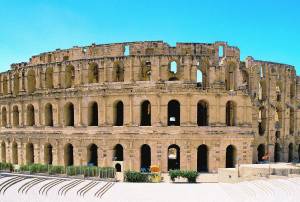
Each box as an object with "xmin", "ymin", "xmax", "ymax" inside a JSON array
[{"xmin": 0, "ymin": 41, "xmax": 299, "ymax": 173}]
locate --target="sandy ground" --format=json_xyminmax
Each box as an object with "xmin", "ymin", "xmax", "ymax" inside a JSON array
[{"xmin": 0, "ymin": 173, "xmax": 300, "ymax": 202}]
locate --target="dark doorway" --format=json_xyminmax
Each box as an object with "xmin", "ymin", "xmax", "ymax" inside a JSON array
[
  {"xmin": 257, "ymin": 144, "xmax": 265, "ymax": 162},
  {"xmin": 87, "ymin": 144, "xmax": 98, "ymax": 166},
  {"xmin": 140, "ymin": 144, "xmax": 151, "ymax": 172},
  {"xmin": 168, "ymin": 144, "xmax": 180, "ymax": 171},
  {"xmin": 26, "ymin": 143, "xmax": 34, "ymax": 164},
  {"xmin": 114, "ymin": 144, "xmax": 123, "ymax": 161},
  {"xmin": 64, "ymin": 103, "xmax": 74, "ymax": 126},
  {"xmin": 88, "ymin": 102, "xmax": 98, "ymax": 126},
  {"xmin": 288, "ymin": 143, "xmax": 293, "ymax": 162},
  {"xmin": 197, "ymin": 144, "xmax": 208, "ymax": 172},
  {"xmin": 274, "ymin": 143, "xmax": 281, "ymax": 162},
  {"xmin": 44, "ymin": 144, "xmax": 53, "ymax": 165},
  {"xmin": 114, "ymin": 101, "xmax": 124, "ymax": 126},
  {"xmin": 64, "ymin": 143, "xmax": 74, "ymax": 166},
  {"xmin": 140, "ymin": 101, "xmax": 151, "ymax": 126},
  {"xmin": 115, "ymin": 163, "xmax": 121, "ymax": 172},
  {"xmin": 197, "ymin": 101, "xmax": 208, "ymax": 126},
  {"xmin": 168, "ymin": 100, "xmax": 180, "ymax": 126},
  {"xmin": 226, "ymin": 145, "xmax": 236, "ymax": 168},
  {"xmin": 226, "ymin": 101, "xmax": 236, "ymax": 126}
]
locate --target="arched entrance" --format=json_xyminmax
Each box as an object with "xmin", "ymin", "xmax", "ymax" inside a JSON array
[
  {"xmin": 226, "ymin": 145, "xmax": 236, "ymax": 168},
  {"xmin": 197, "ymin": 144, "xmax": 208, "ymax": 172},
  {"xmin": 114, "ymin": 101, "xmax": 124, "ymax": 126},
  {"xmin": 64, "ymin": 103, "xmax": 74, "ymax": 126},
  {"xmin": 140, "ymin": 144, "xmax": 151, "ymax": 172},
  {"xmin": 87, "ymin": 144, "xmax": 98, "ymax": 166},
  {"xmin": 12, "ymin": 142, "xmax": 18, "ymax": 164},
  {"xmin": 1, "ymin": 142, "xmax": 6, "ymax": 163},
  {"xmin": 88, "ymin": 102, "xmax": 98, "ymax": 126},
  {"xmin": 274, "ymin": 143, "xmax": 281, "ymax": 162},
  {"xmin": 64, "ymin": 143, "xmax": 74, "ymax": 166},
  {"xmin": 257, "ymin": 144, "xmax": 265, "ymax": 162},
  {"xmin": 140, "ymin": 101, "xmax": 151, "ymax": 126},
  {"xmin": 45, "ymin": 103, "xmax": 53, "ymax": 126},
  {"xmin": 168, "ymin": 100, "xmax": 180, "ymax": 126},
  {"xmin": 113, "ymin": 144, "xmax": 123, "ymax": 161},
  {"xmin": 44, "ymin": 143, "xmax": 53, "ymax": 165},
  {"xmin": 197, "ymin": 101, "xmax": 208, "ymax": 126},
  {"xmin": 26, "ymin": 143, "xmax": 34, "ymax": 164},
  {"xmin": 288, "ymin": 143, "xmax": 293, "ymax": 162},
  {"xmin": 226, "ymin": 101, "xmax": 236, "ymax": 126},
  {"xmin": 168, "ymin": 144, "xmax": 180, "ymax": 171}
]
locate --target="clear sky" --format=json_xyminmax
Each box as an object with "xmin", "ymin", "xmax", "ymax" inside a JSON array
[{"xmin": 0, "ymin": 0, "xmax": 299, "ymax": 74}]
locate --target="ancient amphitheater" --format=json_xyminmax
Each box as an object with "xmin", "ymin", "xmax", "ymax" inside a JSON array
[{"xmin": 0, "ymin": 41, "xmax": 299, "ymax": 173}]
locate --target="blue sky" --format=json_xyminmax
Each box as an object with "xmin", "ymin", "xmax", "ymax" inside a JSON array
[{"xmin": 0, "ymin": 0, "xmax": 299, "ymax": 74}]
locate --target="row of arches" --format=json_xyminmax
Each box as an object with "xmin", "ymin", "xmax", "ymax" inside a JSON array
[{"xmin": 1, "ymin": 100, "xmax": 237, "ymax": 127}]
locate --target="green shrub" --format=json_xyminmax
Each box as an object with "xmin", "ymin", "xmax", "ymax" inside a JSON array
[
  {"xmin": 124, "ymin": 171, "xmax": 149, "ymax": 182},
  {"xmin": 169, "ymin": 170, "xmax": 198, "ymax": 183},
  {"xmin": 0, "ymin": 162, "xmax": 13, "ymax": 170}
]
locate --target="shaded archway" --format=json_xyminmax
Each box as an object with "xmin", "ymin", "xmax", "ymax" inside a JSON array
[
  {"xmin": 140, "ymin": 144, "xmax": 151, "ymax": 171},
  {"xmin": 114, "ymin": 101, "xmax": 124, "ymax": 126},
  {"xmin": 274, "ymin": 143, "xmax": 281, "ymax": 162},
  {"xmin": 197, "ymin": 144, "xmax": 208, "ymax": 172},
  {"xmin": 113, "ymin": 62, "xmax": 124, "ymax": 82},
  {"xmin": 115, "ymin": 163, "xmax": 121, "ymax": 172},
  {"xmin": 45, "ymin": 103, "xmax": 53, "ymax": 126},
  {"xmin": 226, "ymin": 145, "xmax": 236, "ymax": 168},
  {"xmin": 64, "ymin": 143, "xmax": 74, "ymax": 166},
  {"xmin": 45, "ymin": 67, "xmax": 54, "ymax": 89},
  {"xmin": 113, "ymin": 144, "xmax": 123, "ymax": 161},
  {"xmin": 88, "ymin": 63, "xmax": 99, "ymax": 83},
  {"xmin": 88, "ymin": 102, "xmax": 98, "ymax": 126},
  {"xmin": 65, "ymin": 65, "xmax": 75, "ymax": 88},
  {"xmin": 26, "ymin": 143, "xmax": 34, "ymax": 164},
  {"xmin": 140, "ymin": 100, "xmax": 151, "ymax": 126},
  {"xmin": 87, "ymin": 144, "xmax": 98, "ymax": 166},
  {"xmin": 168, "ymin": 144, "xmax": 180, "ymax": 171},
  {"xmin": 1, "ymin": 107, "xmax": 7, "ymax": 127},
  {"xmin": 27, "ymin": 69, "xmax": 36, "ymax": 93},
  {"xmin": 197, "ymin": 100, "xmax": 208, "ymax": 126},
  {"xmin": 226, "ymin": 101, "xmax": 236, "ymax": 126},
  {"xmin": 257, "ymin": 144, "xmax": 265, "ymax": 162},
  {"xmin": 64, "ymin": 102, "xmax": 74, "ymax": 126},
  {"xmin": 12, "ymin": 142, "xmax": 18, "ymax": 164},
  {"xmin": 225, "ymin": 62, "xmax": 236, "ymax": 90},
  {"xmin": 1, "ymin": 142, "xmax": 6, "ymax": 163},
  {"xmin": 13, "ymin": 72, "xmax": 19, "ymax": 95},
  {"xmin": 168, "ymin": 61, "xmax": 179, "ymax": 81},
  {"xmin": 44, "ymin": 143, "xmax": 53, "ymax": 165},
  {"xmin": 12, "ymin": 106, "xmax": 19, "ymax": 127},
  {"xmin": 288, "ymin": 143, "xmax": 293, "ymax": 162},
  {"xmin": 27, "ymin": 104, "xmax": 35, "ymax": 126},
  {"xmin": 168, "ymin": 100, "xmax": 180, "ymax": 126},
  {"xmin": 140, "ymin": 60, "xmax": 151, "ymax": 81}
]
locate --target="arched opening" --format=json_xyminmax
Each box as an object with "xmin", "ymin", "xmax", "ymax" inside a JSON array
[
  {"xmin": 226, "ymin": 145, "xmax": 236, "ymax": 168},
  {"xmin": 290, "ymin": 109, "xmax": 295, "ymax": 134},
  {"xmin": 1, "ymin": 107, "xmax": 7, "ymax": 127},
  {"xmin": 169, "ymin": 61, "xmax": 178, "ymax": 81},
  {"xmin": 26, "ymin": 143, "xmax": 34, "ymax": 164},
  {"xmin": 197, "ymin": 60, "xmax": 209, "ymax": 89},
  {"xmin": 288, "ymin": 143, "xmax": 293, "ymax": 162},
  {"xmin": 45, "ymin": 67, "xmax": 54, "ymax": 89},
  {"xmin": 140, "ymin": 144, "xmax": 151, "ymax": 172},
  {"xmin": 258, "ymin": 107, "xmax": 266, "ymax": 135},
  {"xmin": 257, "ymin": 144, "xmax": 265, "ymax": 162},
  {"xmin": 114, "ymin": 101, "xmax": 124, "ymax": 126},
  {"xmin": 88, "ymin": 102, "xmax": 98, "ymax": 126},
  {"xmin": 141, "ymin": 60, "xmax": 151, "ymax": 81},
  {"xmin": 12, "ymin": 106, "xmax": 19, "ymax": 127},
  {"xmin": 87, "ymin": 144, "xmax": 98, "ymax": 166},
  {"xmin": 65, "ymin": 65, "xmax": 75, "ymax": 88},
  {"xmin": 45, "ymin": 103, "xmax": 53, "ymax": 126},
  {"xmin": 197, "ymin": 144, "xmax": 208, "ymax": 172},
  {"xmin": 1, "ymin": 142, "xmax": 6, "ymax": 163},
  {"xmin": 14, "ymin": 72, "xmax": 19, "ymax": 95},
  {"xmin": 44, "ymin": 143, "xmax": 53, "ymax": 165},
  {"xmin": 226, "ymin": 62, "xmax": 236, "ymax": 91},
  {"xmin": 26, "ymin": 104, "xmax": 35, "ymax": 126},
  {"xmin": 140, "ymin": 100, "xmax": 151, "ymax": 126},
  {"xmin": 64, "ymin": 102, "xmax": 74, "ymax": 126},
  {"xmin": 64, "ymin": 143, "xmax": 74, "ymax": 166},
  {"xmin": 88, "ymin": 63, "xmax": 99, "ymax": 83},
  {"xmin": 27, "ymin": 70, "xmax": 36, "ymax": 93},
  {"xmin": 12, "ymin": 142, "xmax": 18, "ymax": 164},
  {"xmin": 274, "ymin": 143, "xmax": 281, "ymax": 162},
  {"xmin": 168, "ymin": 100, "xmax": 180, "ymax": 126},
  {"xmin": 226, "ymin": 101, "xmax": 236, "ymax": 126},
  {"xmin": 197, "ymin": 100, "xmax": 208, "ymax": 126},
  {"xmin": 115, "ymin": 163, "xmax": 121, "ymax": 172},
  {"xmin": 113, "ymin": 144, "xmax": 123, "ymax": 161},
  {"xmin": 168, "ymin": 144, "xmax": 180, "ymax": 171},
  {"xmin": 113, "ymin": 62, "xmax": 124, "ymax": 82},
  {"xmin": 2, "ymin": 76, "xmax": 8, "ymax": 95}
]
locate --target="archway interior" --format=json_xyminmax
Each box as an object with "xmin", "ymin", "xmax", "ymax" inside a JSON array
[
  {"xmin": 64, "ymin": 144, "xmax": 74, "ymax": 166},
  {"xmin": 168, "ymin": 100, "xmax": 180, "ymax": 126},
  {"xmin": 64, "ymin": 103, "xmax": 74, "ymax": 126},
  {"xmin": 88, "ymin": 102, "xmax": 98, "ymax": 126},
  {"xmin": 26, "ymin": 143, "xmax": 34, "ymax": 164},
  {"xmin": 45, "ymin": 104, "xmax": 53, "ymax": 126},
  {"xmin": 168, "ymin": 144, "xmax": 180, "ymax": 171},
  {"xmin": 274, "ymin": 143, "xmax": 281, "ymax": 162},
  {"xmin": 257, "ymin": 144, "xmax": 265, "ymax": 162},
  {"xmin": 226, "ymin": 145, "xmax": 236, "ymax": 168},
  {"xmin": 45, "ymin": 144, "xmax": 53, "ymax": 165},
  {"xmin": 87, "ymin": 144, "xmax": 98, "ymax": 166},
  {"xmin": 1, "ymin": 142, "xmax": 6, "ymax": 163},
  {"xmin": 197, "ymin": 101, "xmax": 208, "ymax": 126},
  {"xmin": 197, "ymin": 145, "xmax": 208, "ymax": 172},
  {"xmin": 141, "ymin": 101, "xmax": 151, "ymax": 126},
  {"xmin": 12, "ymin": 142, "xmax": 18, "ymax": 164},
  {"xmin": 114, "ymin": 144, "xmax": 123, "ymax": 161},
  {"xmin": 115, "ymin": 102, "xmax": 124, "ymax": 126},
  {"xmin": 288, "ymin": 144, "xmax": 293, "ymax": 162},
  {"xmin": 140, "ymin": 144, "xmax": 151, "ymax": 172}
]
